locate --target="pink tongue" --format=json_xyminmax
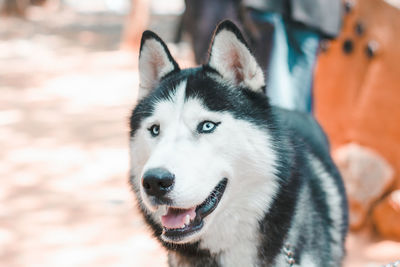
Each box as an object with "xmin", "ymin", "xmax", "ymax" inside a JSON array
[{"xmin": 161, "ymin": 207, "xmax": 196, "ymax": 229}]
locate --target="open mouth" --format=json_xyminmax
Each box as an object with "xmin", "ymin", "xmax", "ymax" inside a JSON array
[{"xmin": 161, "ymin": 178, "xmax": 228, "ymax": 241}]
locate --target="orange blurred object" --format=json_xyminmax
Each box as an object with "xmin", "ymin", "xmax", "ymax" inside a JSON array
[
  {"xmin": 121, "ymin": 0, "xmax": 150, "ymax": 52},
  {"xmin": 314, "ymin": 0, "xmax": 400, "ymax": 238},
  {"xmin": 373, "ymin": 190, "xmax": 400, "ymax": 240}
]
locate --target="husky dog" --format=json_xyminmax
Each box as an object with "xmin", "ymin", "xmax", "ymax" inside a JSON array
[{"xmin": 129, "ymin": 20, "xmax": 348, "ymax": 267}]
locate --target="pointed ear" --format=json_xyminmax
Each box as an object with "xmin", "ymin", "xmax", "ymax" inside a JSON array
[
  {"xmin": 207, "ymin": 20, "xmax": 265, "ymax": 92},
  {"xmin": 138, "ymin": 31, "xmax": 180, "ymax": 99}
]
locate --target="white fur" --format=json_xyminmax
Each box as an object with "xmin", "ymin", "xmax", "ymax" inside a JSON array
[
  {"xmin": 130, "ymin": 79, "xmax": 279, "ymax": 265},
  {"xmin": 138, "ymin": 38, "xmax": 176, "ymax": 99},
  {"xmin": 208, "ymin": 30, "xmax": 265, "ymax": 92},
  {"xmin": 199, "ymin": 118, "xmax": 279, "ymax": 266},
  {"xmin": 298, "ymin": 254, "xmax": 317, "ymax": 267},
  {"xmin": 309, "ymin": 154, "xmax": 344, "ymax": 261}
]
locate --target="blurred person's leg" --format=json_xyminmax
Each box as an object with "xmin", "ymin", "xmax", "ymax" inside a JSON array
[
  {"xmin": 251, "ymin": 11, "xmax": 321, "ymax": 113},
  {"xmin": 286, "ymin": 22, "xmax": 320, "ymax": 113}
]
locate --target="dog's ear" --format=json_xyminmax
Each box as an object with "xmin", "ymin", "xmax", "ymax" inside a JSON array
[
  {"xmin": 206, "ymin": 20, "xmax": 265, "ymax": 92},
  {"xmin": 138, "ymin": 31, "xmax": 180, "ymax": 99}
]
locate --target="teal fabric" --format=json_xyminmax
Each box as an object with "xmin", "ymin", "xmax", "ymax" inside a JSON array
[{"xmin": 254, "ymin": 12, "xmax": 320, "ymax": 113}]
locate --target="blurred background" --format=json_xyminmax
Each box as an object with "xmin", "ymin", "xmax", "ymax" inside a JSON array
[{"xmin": 0, "ymin": 0, "xmax": 399, "ymax": 266}]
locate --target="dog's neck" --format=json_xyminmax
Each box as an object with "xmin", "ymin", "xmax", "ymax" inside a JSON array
[
  {"xmin": 198, "ymin": 215, "xmax": 261, "ymax": 267},
  {"xmin": 168, "ymin": 237, "xmax": 260, "ymax": 267}
]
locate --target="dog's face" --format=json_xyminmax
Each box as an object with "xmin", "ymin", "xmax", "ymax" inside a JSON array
[{"xmin": 129, "ymin": 21, "xmax": 278, "ymax": 246}]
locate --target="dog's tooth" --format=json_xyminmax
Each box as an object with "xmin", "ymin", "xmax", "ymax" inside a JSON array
[
  {"xmin": 185, "ymin": 214, "xmax": 190, "ymax": 225},
  {"xmin": 160, "ymin": 205, "xmax": 168, "ymax": 216}
]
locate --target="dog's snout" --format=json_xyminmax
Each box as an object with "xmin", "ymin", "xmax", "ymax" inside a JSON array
[{"xmin": 142, "ymin": 168, "xmax": 175, "ymax": 197}]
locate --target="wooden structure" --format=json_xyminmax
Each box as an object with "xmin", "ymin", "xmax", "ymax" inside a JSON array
[
  {"xmin": 314, "ymin": 0, "xmax": 400, "ymax": 188},
  {"xmin": 314, "ymin": 0, "xmax": 400, "ymax": 238}
]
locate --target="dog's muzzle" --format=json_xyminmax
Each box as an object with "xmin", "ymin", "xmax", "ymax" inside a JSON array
[{"xmin": 160, "ymin": 178, "xmax": 228, "ymax": 242}]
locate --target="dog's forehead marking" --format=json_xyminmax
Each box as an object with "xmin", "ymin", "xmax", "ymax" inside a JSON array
[
  {"xmin": 172, "ymin": 79, "xmax": 188, "ymax": 114},
  {"xmin": 142, "ymin": 79, "xmax": 187, "ymax": 128},
  {"xmin": 150, "ymin": 78, "xmax": 222, "ymax": 126},
  {"xmin": 153, "ymin": 79, "xmax": 187, "ymax": 119}
]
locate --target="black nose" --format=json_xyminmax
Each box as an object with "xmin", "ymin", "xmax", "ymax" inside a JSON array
[{"xmin": 142, "ymin": 168, "xmax": 175, "ymax": 198}]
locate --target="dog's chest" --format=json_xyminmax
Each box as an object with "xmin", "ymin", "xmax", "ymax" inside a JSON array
[
  {"xmin": 168, "ymin": 243, "xmax": 259, "ymax": 267},
  {"xmin": 217, "ymin": 242, "xmax": 259, "ymax": 267}
]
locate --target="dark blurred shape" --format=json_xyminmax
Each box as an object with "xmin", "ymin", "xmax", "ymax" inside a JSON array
[
  {"xmin": 342, "ymin": 38, "xmax": 354, "ymax": 54},
  {"xmin": 31, "ymin": 0, "xmax": 46, "ymax": 5},
  {"xmin": 175, "ymin": 0, "xmax": 275, "ymax": 69},
  {"xmin": 355, "ymin": 21, "xmax": 365, "ymax": 36},
  {"xmin": 1, "ymin": 0, "xmax": 29, "ymax": 16},
  {"xmin": 1, "ymin": 0, "xmax": 48, "ymax": 16},
  {"xmin": 178, "ymin": 0, "xmax": 343, "ymax": 67},
  {"xmin": 365, "ymin": 40, "xmax": 379, "ymax": 58},
  {"xmin": 175, "ymin": 0, "xmax": 242, "ymax": 64},
  {"xmin": 320, "ymin": 39, "xmax": 331, "ymax": 53},
  {"xmin": 344, "ymin": 0, "xmax": 355, "ymax": 14}
]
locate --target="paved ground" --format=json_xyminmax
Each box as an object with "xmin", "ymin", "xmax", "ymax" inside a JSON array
[
  {"xmin": 0, "ymin": 8, "xmax": 168, "ymax": 267},
  {"xmin": 0, "ymin": 7, "xmax": 399, "ymax": 267}
]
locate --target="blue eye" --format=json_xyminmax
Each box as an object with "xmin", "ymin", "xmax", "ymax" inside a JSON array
[
  {"xmin": 197, "ymin": 121, "xmax": 220, "ymax": 134},
  {"xmin": 148, "ymin": 124, "xmax": 160, "ymax": 137}
]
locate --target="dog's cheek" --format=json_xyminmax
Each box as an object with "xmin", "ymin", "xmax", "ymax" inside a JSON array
[{"xmin": 130, "ymin": 133, "xmax": 153, "ymax": 190}]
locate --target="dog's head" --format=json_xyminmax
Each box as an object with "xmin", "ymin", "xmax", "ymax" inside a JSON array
[{"xmin": 129, "ymin": 21, "xmax": 278, "ymax": 246}]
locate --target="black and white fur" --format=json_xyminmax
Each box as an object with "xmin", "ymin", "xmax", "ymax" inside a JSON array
[{"xmin": 129, "ymin": 20, "xmax": 348, "ymax": 267}]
